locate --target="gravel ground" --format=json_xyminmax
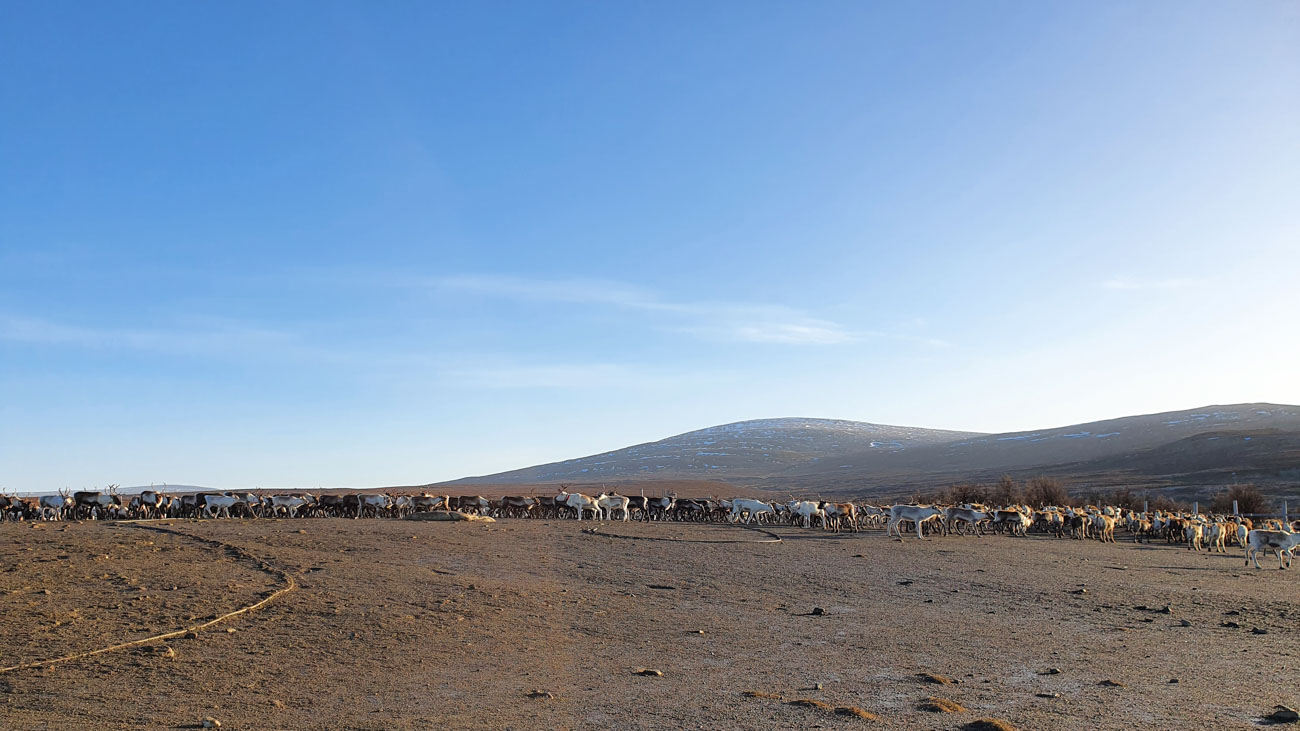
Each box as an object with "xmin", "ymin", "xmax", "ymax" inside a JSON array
[{"xmin": 1, "ymin": 518, "xmax": 1298, "ymax": 729}]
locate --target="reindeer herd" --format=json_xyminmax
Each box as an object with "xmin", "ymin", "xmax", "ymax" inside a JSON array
[
  {"xmin": 0, "ymin": 487, "xmax": 129, "ymax": 522},
  {"xmin": 4, "ymin": 486, "xmax": 1299, "ymax": 570}
]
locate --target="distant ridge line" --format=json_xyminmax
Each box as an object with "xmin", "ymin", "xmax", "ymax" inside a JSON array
[{"xmin": 440, "ymin": 404, "xmax": 1300, "ymax": 497}]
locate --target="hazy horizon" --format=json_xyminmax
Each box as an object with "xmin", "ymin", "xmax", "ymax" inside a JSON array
[
  {"xmin": 6, "ymin": 401, "xmax": 1297, "ymax": 493},
  {"xmin": 3, "ymin": 2, "xmax": 1298, "ymax": 490}
]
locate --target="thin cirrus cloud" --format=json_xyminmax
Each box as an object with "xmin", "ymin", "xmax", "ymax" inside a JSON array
[
  {"xmin": 0, "ymin": 311, "xmax": 678, "ymax": 393},
  {"xmin": 436, "ymin": 362, "xmax": 716, "ymax": 390},
  {"xmin": 434, "ymin": 274, "xmax": 859, "ymax": 346},
  {"xmin": 1101, "ymin": 276, "xmax": 1206, "ymax": 291},
  {"xmin": 0, "ymin": 314, "xmax": 295, "ymax": 356}
]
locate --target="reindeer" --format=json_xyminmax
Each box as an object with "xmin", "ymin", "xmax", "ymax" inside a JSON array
[
  {"xmin": 0, "ymin": 490, "xmax": 37, "ymax": 521},
  {"xmin": 38, "ymin": 489, "xmax": 73, "ymax": 521},
  {"xmin": 887, "ymin": 504, "xmax": 946, "ymax": 539},
  {"xmin": 73, "ymin": 485, "xmax": 121, "ymax": 520},
  {"xmin": 135, "ymin": 485, "xmax": 167, "ymax": 519},
  {"xmin": 555, "ymin": 487, "xmax": 600, "ymax": 521}
]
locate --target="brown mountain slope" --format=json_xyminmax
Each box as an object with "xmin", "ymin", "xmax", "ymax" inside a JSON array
[
  {"xmin": 444, "ymin": 404, "xmax": 1300, "ymax": 503},
  {"xmin": 446, "ymin": 417, "xmax": 982, "ymax": 485},
  {"xmin": 760, "ymin": 403, "xmax": 1300, "ymax": 489}
]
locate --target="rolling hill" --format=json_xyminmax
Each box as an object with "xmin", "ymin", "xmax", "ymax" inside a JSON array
[
  {"xmin": 768, "ymin": 404, "xmax": 1300, "ymax": 491},
  {"xmin": 444, "ymin": 404, "xmax": 1300, "ymax": 500},
  {"xmin": 448, "ymin": 418, "xmax": 983, "ymax": 484}
]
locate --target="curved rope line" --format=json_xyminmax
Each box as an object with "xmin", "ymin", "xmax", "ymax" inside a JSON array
[{"xmin": 0, "ymin": 523, "xmax": 296, "ymax": 674}]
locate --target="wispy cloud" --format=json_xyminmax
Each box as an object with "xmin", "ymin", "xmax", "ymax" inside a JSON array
[
  {"xmin": 434, "ymin": 274, "xmax": 864, "ymax": 346},
  {"xmin": 435, "ymin": 274, "xmax": 671, "ymax": 311},
  {"xmin": 668, "ymin": 310, "xmax": 856, "ymax": 345},
  {"xmin": 437, "ymin": 362, "xmax": 697, "ymax": 389},
  {"xmin": 859, "ymin": 329, "xmax": 952, "ymax": 349},
  {"xmin": 1102, "ymin": 276, "xmax": 1206, "ymax": 291},
  {"xmin": 0, "ymin": 314, "xmax": 295, "ymax": 355}
]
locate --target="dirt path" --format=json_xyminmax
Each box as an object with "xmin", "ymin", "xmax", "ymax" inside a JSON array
[{"xmin": 2, "ymin": 519, "xmax": 1297, "ymax": 729}]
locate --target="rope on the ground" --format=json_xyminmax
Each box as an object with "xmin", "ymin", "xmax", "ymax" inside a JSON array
[{"xmin": 0, "ymin": 522, "xmax": 296, "ymax": 674}]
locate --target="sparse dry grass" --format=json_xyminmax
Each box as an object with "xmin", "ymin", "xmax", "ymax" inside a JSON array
[
  {"xmin": 744, "ymin": 692, "xmax": 877, "ymax": 721},
  {"xmin": 962, "ymin": 719, "xmax": 1016, "ymax": 731},
  {"xmin": 786, "ymin": 698, "xmax": 834, "ymax": 711},
  {"xmin": 918, "ymin": 696, "xmax": 967, "ymax": 713},
  {"xmin": 834, "ymin": 705, "xmax": 879, "ymax": 721}
]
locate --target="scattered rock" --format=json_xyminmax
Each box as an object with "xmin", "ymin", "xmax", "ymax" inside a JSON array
[
  {"xmin": 635, "ymin": 668, "xmax": 663, "ymax": 677},
  {"xmin": 1179, "ymin": 619, "xmax": 1192, "ymax": 627},
  {"xmin": 646, "ymin": 584, "xmax": 677, "ymax": 591},
  {"xmin": 225, "ymin": 628, "xmax": 237, "ymax": 634},
  {"xmin": 1098, "ymin": 680, "xmax": 1125, "ymax": 688},
  {"xmin": 1222, "ymin": 621, "xmax": 1241, "ymax": 629},
  {"xmin": 1264, "ymin": 705, "xmax": 1300, "ymax": 723},
  {"xmin": 918, "ymin": 696, "xmax": 967, "ymax": 713},
  {"xmin": 1036, "ymin": 692, "xmax": 1060, "ymax": 698},
  {"xmin": 963, "ymin": 719, "xmax": 1017, "ymax": 731},
  {"xmin": 1252, "ymin": 627, "xmax": 1270, "ymax": 635},
  {"xmin": 833, "ymin": 705, "xmax": 878, "ymax": 720},
  {"xmin": 898, "ymin": 580, "xmax": 914, "ymax": 586},
  {"xmin": 1040, "ymin": 668, "xmax": 1062, "ymax": 675},
  {"xmin": 139, "ymin": 645, "xmax": 175, "ymax": 659},
  {"xmin": 917, "ymin": 672, "xmax": 956, "ymax": 685},
  {"xmin": 1158, "ymin": 605, "xmax": 1173, "ymax": 614},
  {"xmin": 270, "ymin": 699, "xmax": 286, "ymax": 709},
  {"xmin": 183, "ymin": 631, "xmax": 199, "ymax": 639},
  {"xmin": 297, "ymin": 529, "xmax": 307, "ymax": 534},
  {"xmin": 201, "ymin": 718, "xmax": 221, "ymax": 729},
  {"xmin": 813, "ymin": 683, "xmax": 823, "ymax": 691},
  {"xmin": 810, "ymin": 607, "xmax": 826, "ymax": 616},
  {"xmin": 525, "ymin": 690, "xmax": 555, "ymax": 700},
  {"xmin": 1224, "ymin": 610, "xmax": 1241, "ymax": 616},
  {"xmin": 1169, "ymin": 678, "xmax": 1180, "ymax": 684},
  {"xmin": 1071, "ymin": 588, "xmax": 1087, "ymax": 595}
]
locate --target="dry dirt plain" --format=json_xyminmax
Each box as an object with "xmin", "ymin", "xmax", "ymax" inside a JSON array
[{"xmin": 2, "ymin": 518, "xmax": 1298, "ymax": 730}]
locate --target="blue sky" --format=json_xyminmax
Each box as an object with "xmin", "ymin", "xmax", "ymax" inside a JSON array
[{"xmin": 2, "ymin": 1, "xmax": 1297, "ymax": 490}]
